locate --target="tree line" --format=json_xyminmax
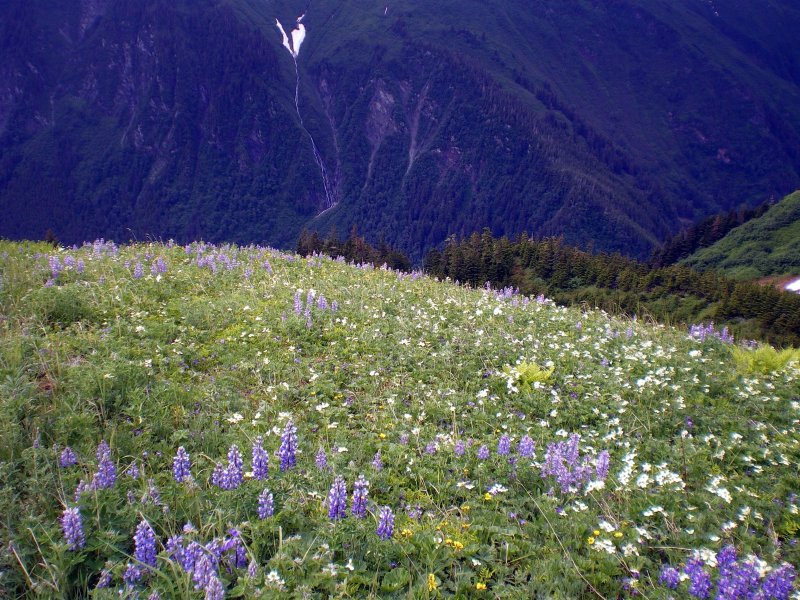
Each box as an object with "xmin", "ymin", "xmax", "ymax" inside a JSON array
[{"xmin": 424, "ymin": 230, "xmax": 800, "ymax": 347}]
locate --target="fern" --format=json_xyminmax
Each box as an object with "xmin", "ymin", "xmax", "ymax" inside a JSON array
[{"xmin": 731, "ymin": 345, "xmax": 800, "ymax": 375}]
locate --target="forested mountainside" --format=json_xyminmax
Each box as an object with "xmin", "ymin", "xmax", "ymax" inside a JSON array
[
  {"xmin": 680, "ymin": 191, "xmax": 800, "ymax": 280},
  {"xmin": 2, "ymin": 0, "xmax": 800, "ymax": 259},
  {"xmin": 650, "ymin": 199, "xmax": 774, "ymax": 268}
]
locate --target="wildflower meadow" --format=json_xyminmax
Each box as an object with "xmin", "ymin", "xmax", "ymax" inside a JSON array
[{"xmin": 0, "ymin": 240, "xmax": 798, "ymax": 598}]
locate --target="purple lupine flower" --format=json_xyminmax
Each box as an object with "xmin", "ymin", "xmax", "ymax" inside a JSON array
[
  {"xmin": 77, "ymin": 259, "xmax": 85, "ymax": 273},
  {"xmin": 181, "ymin": 541, "xmax": 204, "ymax": 573},
  {"xmin": 148, "ymin": 591, "xmax": 162, "ymax": 600},
  {"xmin": 61, "ymin": 507, "xmax": 85, "ymax": 550},
  {"xmin": 684, "ymin": 559, "xmax": 712, "ymax": 599},
  {"xmin": 252, "ymin": 437, "xmax": 269, "ymax": 480},
  {"xmin": 477, "ymin": 445, "xmax": 490, "ymax": 460},
  {"xmin": 351, "ymin": 474, "xmax": 369, "ymax": 519},
  {"xmin": 74, "ymin": 479, "xmax": 94, "ymax": 502},
  {"xmin": 95, "ymin": 569, "xmax": 112, "ymax": 589},
  {"xmin": 717, "ymin": 560, "xmax": 758, "ymax": 600},
  {"xmin": 123, "ymin": 563, "xmax": 142, "ymax": 586},
  {"xmin": 315, "ymin": 447, "xmax": 328, "ymax": 471},
  {"xmin": 454, "ymin": 440, "xmax": 466, "ymax": 456},
  {"xmin": 228, "ymin": 445, "xmax": 243, "ymax": 486},
  {"xmin": 144, "ymin": 479, "xmax": 162, "ymax": 506},
  {"xmin": 399, "ymin": 433, "xmax": 409, "ymax": 445},
  {"xmin": 497, "ymin": 434, "xmax": 511, "ymax": 455},
  {"xmin": 331, "ymin": 300, "xmax": 338, "ymax": 312},
  {"xmin": 153, "ymin": 257, "xmax": 167, "ymax": 274},
  {"xmin": 247, "ymin": 560, "xmax": 259, "ymax": 578},
  {"xmin": 595, "ymin": 450, "xmax": 610, "ymax": 480},
  {"xmin": 517, "ymin": 435, "xmax": 535, "ymax": 458},
  {"xmin": 192, "ymin": 554, "xmax": 216, "ymax": 590},
  {"xmin": 173, "ymin": 447, "xmax": 191, "ymax": 483},
  {"xmin": 372, "ymin": 450, "xmax": 383, "ymax": 471},
  {"xmin": 126, "ymin": 461, "xmax": 140, "ymax": 480},
  {"xmin": 94, "ymin": 455, "xmax": 117, "ymax": 489},
  {"xmin": 659, "ymin": 566, "xmax": 680, "ymax": 590},
  {"xmin": 327, "ymin": 476, "xmax": 347, "ymax": 521},
  {"xmin": 204, "ymin": 575, "xmax": 225, "ymax": 600},
  {"xmin": 211, "ymin": 463, "xmax": 225, "ymax": 488},
  {"xmin": 293, "ymin": 290, "xmax": 303, "ymax": 315},
  {"xmin": 317, "ymin": 294, "xmax": 328, "ymax": 310},
  {"xmin": 49, "ymin": 255, "xmax": 62, "ymax": 278},
  {"xmin": 717, "ymin": 545, "xmax": 737, "ymax": 571},
  {"xmin": 540, "ymin": 434, "xmax": 594, "ymax": 493},
  {"xmin": 96, "ymin": 440, "xmax": 111, "ymax": 461},
  {"xmin": 761, "ymin": 564, "xmax": 796, "ymax": 600},
  {"xmin": 134, "ymin": 519, "xmax": 157, "ymax": 568},
  {"xmin": 305, "ymin": 290, "xmax": 316, "ymax": 315},
  {"xmin": 425, "ymin": 441, "xmax": 437, "ymax": 455},
  {"xmin": 60, "ymin": 446, "xmax": 77, "ymax": 467},
  {"xmin": 258, "ymin": 488, "xmax": 274, "ymax": 519},
  {"xmin": 377, "ymin": 506, "xmax": 394, "ymax": 540},
  {"xmin": 166, "ymin": 535, "xmax": 185, "ymax": 565},
  {"xmin": 277, "ymin": 421, "xmax": 298, "ymax": 471},
  {"xmin": 133, "ymin": 262, "xmax": 144, "ymax": 279}
]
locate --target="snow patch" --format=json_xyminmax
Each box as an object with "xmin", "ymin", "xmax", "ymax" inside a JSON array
[
  {"xmin": 275, "ymin": 15, "xmax": 305, "ymax": 58},
  {"xmin": 275, "ymin": 19, "xmax": 292, "ymax": 55},
  {"xmin": 785, "ymin": 278, "xmax": 800, "ymax": 293}
]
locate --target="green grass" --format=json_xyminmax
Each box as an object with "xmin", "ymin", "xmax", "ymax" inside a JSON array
[
  {"xmin": 0, "ymin": 239, "xmax": 798, "ymax": 598},
  {"xmin": 683, "ymin": 191, "xmax": 800, "ymax": 279}
]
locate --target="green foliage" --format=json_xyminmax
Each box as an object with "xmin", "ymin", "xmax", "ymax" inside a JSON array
[
  {"xmin": 3, "ymin": 1, "xmax": 800, "ymax": 261},
  {"xmin": 425, "ymin": 230, "xmax": 800, "ymax": 346},
  {"xmin": 682, "ymin": 191, "xmax": 800, "ymax": 279},
  {"xmin": 1, "ymin": 239, "xmax": 799, "ymax": 598},
  {"xmin": 731, "ymin": 345, "xmax": 800, "ymax": 375},
  {"xmin": 500, "ymin": 361, "xmax": 554, "ymax": 394},
  {"xmin": 29, "ymin": 284, "xmax": 97, "ymax": 328}
]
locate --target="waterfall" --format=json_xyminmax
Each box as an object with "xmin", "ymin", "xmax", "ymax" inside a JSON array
[{"xmin": 276, "ymin": 16, "xmax": 338, "ymax": 211}]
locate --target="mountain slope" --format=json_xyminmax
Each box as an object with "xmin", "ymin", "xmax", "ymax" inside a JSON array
[
  {"xmin": 1, "ymin": 239, "xmax": 799, "ymax": 596},
  {"xmin": 681, "ymin": 190, "xmax": 800, "ymax": 279},
  {"xmin": 1, "ymin": 0, "xmax": 800, "ymax": 258}
]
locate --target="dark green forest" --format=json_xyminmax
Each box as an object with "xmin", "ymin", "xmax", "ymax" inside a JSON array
[{"xmin": 3, "ymin": 0, "xmax": 800, "ymax": 260}]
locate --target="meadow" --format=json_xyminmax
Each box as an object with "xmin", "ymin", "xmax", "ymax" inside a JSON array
[{"xmin": 0, "ymin": 239, "xmax": 798, "ymax": 598}]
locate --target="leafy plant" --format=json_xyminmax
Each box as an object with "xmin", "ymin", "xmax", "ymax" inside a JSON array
[{"xmin": 731, "ymin": 345, "xmax": 800, "ymax": 374}]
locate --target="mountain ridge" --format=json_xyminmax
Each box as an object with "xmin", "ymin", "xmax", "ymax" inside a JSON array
[{"xmin": 2, "ymin": 0, "xmax": 799, "ymax": 259}]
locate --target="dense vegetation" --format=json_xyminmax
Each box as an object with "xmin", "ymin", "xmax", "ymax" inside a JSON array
[
  {"xmin": 1, "ymin": 240, "xmax": 798, "ymax": 598},
  {"xmin": 0, "ymin": 242, "xmax": 800, "ymax": 599},
  {"xmin": 297, "ymin": 228, "xmax": 411, "ymax": 272},
  {"xmin": 681, "ymin": 191, "xmax": 800, "ymax": 280},
  {"xmin": 3, "ymin": 0, "xmax": 800, "ymax": 259},
  {"xmin": 650, "ymin": 199, "xmax": 774, "ymax": 267},
  {"xmin": 424, "ymin": 231, "xmax": 800, "ymax": 347}
]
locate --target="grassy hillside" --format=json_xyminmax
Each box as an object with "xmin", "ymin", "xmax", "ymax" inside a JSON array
[
  {"xmin": 1, "ymin": 240, "xmax": 798, "ymax": 598},
  {"xmin": 682, "ymin": 191, "xmax": 800, "ymax": 279}
]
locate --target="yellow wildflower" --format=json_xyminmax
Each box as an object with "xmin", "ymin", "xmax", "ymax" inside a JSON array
[
  {"xmin": 587, "ymin": 536, "xmax": 596, "ymax": 545},
  {"xmin": 428, "ymin": 573, "xmax": 438, "ymax": 591},
  {"xmin": 476, "ymin": 582, "xmax": 487, "ymax": 590},
  {"xmin": 614, "ymin": 531, "xmax": 623, "ymax": 538}
]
